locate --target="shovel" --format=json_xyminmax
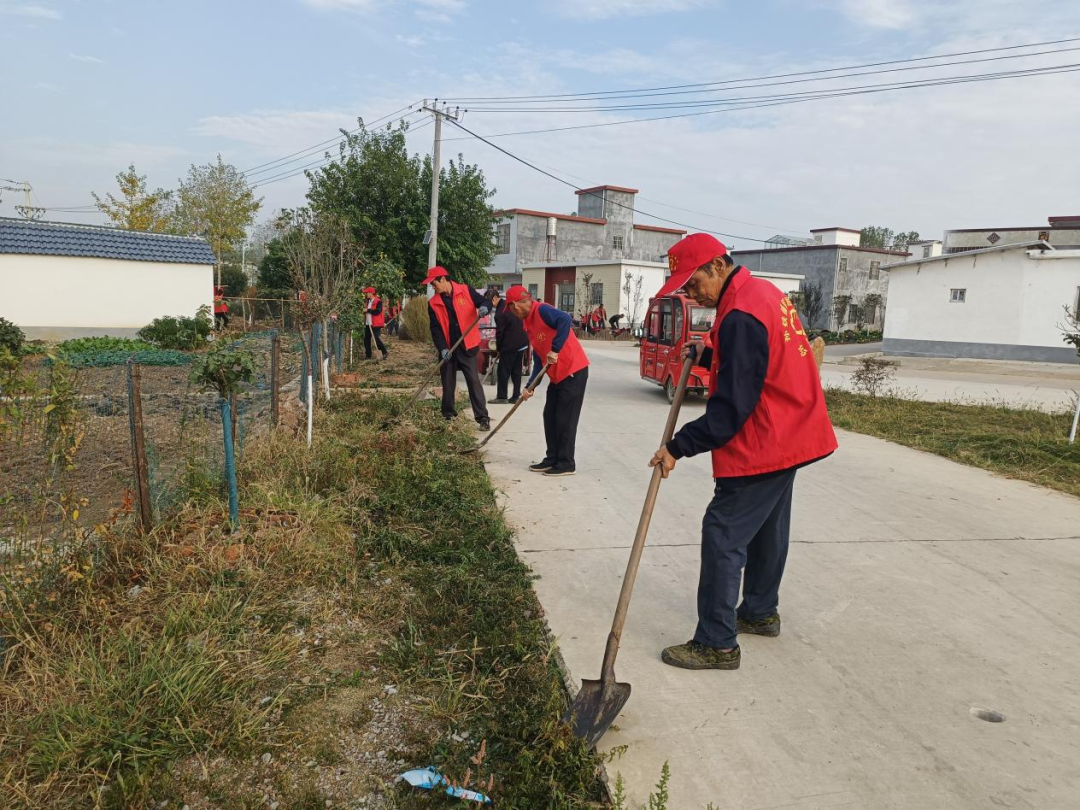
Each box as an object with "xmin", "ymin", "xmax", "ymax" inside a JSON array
[
  {"xmin": 460, "ymin": 362, "xmax": 550, "ymax": 455},
  {"xmin": 564, "ymin": 346, "xmax": 697, "ymax": 748}
]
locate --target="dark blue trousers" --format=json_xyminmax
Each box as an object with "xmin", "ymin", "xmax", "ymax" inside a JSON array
[{"xmin": 694, "ymin": 469, "xmax": 797, "ymax": 650}]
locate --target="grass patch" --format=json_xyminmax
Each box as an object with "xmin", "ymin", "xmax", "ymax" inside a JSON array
[
  {"xmin": 1, "ymin": 388, "xmax": 604, "ymax": 807},
  {"xmin": 825, "ymin": 388, "xmax": 1080, "ymax": 497}
]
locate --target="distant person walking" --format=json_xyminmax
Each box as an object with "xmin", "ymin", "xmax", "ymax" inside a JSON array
[
  {"xmin": 363, "ymin": 287, "xmax": 389, "ymax": 360},
  {"xmin": 424, "ymin": 266, "xmax": 491, "ymax": 431},
  {"xmin": 505, "ymin": 285, "xmax": 589, "ymax": 476}
]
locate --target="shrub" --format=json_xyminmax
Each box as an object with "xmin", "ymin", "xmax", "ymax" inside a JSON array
[
  {"xmin": 850, "ymin": 355, "xmax": 895, "ymax": 397},
  {"xmin": 399, "ymin": 295, "xmax": 430, "ymax": 343},
  {"xmin": 189, "ymin": 341, "xmax": 257, "ymax": 397},
  {"xmin": 58, "ymin": 336, "xmax": 155, "ymax": 354},
  {"xmin": 138, "ymin": 306, "xmax": 212, "ymax": 350},
  {"xmin": 0, "ymin": 317, "xmax": 25, "ymax": 354}
]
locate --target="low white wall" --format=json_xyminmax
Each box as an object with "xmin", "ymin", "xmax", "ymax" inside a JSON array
[{"xmin": 0, "ymin": 253, "xmax": 214, "ymax": 340}]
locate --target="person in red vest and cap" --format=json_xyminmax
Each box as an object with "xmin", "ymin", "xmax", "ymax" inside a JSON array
[
  {"xmin": 423, "ymin": 266, "xmax": 491, "ymax": 431},
  {"xmin": 504, "ymin": 285, "xmax": 590, "ymax": 476},
  {"xmin": 363, "ymin": 286, "xmax": 389, "ymax": 361},
  {"xmin": 213, "ymin": 285, "xmax": 229, "ymax": 330},
  {"xmin": 649, "ymin": 233, "xmax": 837, "ymax": 671}
]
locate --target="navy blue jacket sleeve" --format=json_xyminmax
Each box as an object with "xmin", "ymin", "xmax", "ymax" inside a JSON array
[
  {"xmin": 370, "ymin": 299, "xmax": 383, "ymax": 317},
  {"xmin": 537, "ymin": 305, "xmax": 573, "ymax": 351},
  {"xmin": 666, "ymin": 311, "xmax": 769, "ymax": 460},
  {"xmin": 468, "ymin": 286, "xmax": 487, "ymax": 309}
]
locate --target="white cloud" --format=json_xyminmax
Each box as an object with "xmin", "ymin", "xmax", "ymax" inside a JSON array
[
  {"xmin": 396, "ymin": 33, "xmax": 426, "ymax": 48},
  {"xmin": 68, "ymin": 53, "xmax": 105, "ymax": 64},
  {"xmin": 301, "ymin": 0, "xmax": 380, "ymax": 11},
  {"xmin": 554, "ymin": 0, "xmax": 712, "ymax": 20},
  {"xmin": 416, "ymin": 0, "xmax": 465, "ymax": 10},
  {"xmin": 832, "ymin": 0, "xmax": 916, "ymax": 28},
  {"xmin": 0, "ymin": 4, "xmax": 61, "ymax": 20}
]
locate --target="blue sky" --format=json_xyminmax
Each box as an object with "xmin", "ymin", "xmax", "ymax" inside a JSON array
[{"xmin": 1, "ymin": 0, "xmax": 1078, "ymax": 246}]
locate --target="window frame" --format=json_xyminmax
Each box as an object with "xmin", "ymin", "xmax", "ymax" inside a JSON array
[
  {"xmin": 590, "ymin": 282, "xmax": 604, "ymax": 306},
  {"xmin": 494, "ymin": 223, "xmax": 511, "ymax": 254},
  {"xmin": 838, "ymin": 256, "xmax": 849, "ymax": 274},
  {"xmin": 527, "ymin": 283, "xmax": 539, "ymax": 299},
  {"xmin": 950, "ymin": 288, "xmax": 967, "ymax": 303},
  {"xmin": 869, "ymin": 260, "xmax": 880, "ymax": 281},
  {"xmin": 612, "ymin": 234, "xmax": 625, "ymax": 251}
]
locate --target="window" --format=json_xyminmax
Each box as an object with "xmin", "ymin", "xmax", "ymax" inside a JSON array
[
  {"xmin": 1073, "ymin": 286, "xmax": 1079, "ymax": 314},
  {"xmin": 527, "ymin": 283, "xmax": 539, "ymax": 299},
  {"xmin": 673, "ymin": 302, "xmax": 684, "ymax": 341},
  {"xmin": 495, "ymin": 223, "xmax": 510, "ymax": 254},
  {"xmin": 689, "ymin": 306, "xmax": 715, "ymax": 333},
  {"xmin": 558, "ymin": 284, "xmax": 575, "ymax": 313},
  {"xmin": 838, "ymin": 257, "xmax": 849, "ymax": 274},
  {"xmin": 658, "ymin": 300, "xmax": 674, "ymax": 344},
  {"xmin": 847, "ymin": 303, "xmax": 862, "ymax": 324},
  {"xmin": 612, "ymin": 234, "xmax": 624, "ymax": 251},
  {"xmin": 922, "ymin": 245, "xmax": 931, "ymax": 258},
  {"xmin": 590, "ymin": 283, "xmax": 604, "ymax": 305},
  {"xmin": 869, "ymin": 260, "xmax": 880, "ymax": 280},
  {"xmin": 950, "ymin": 288, "xmax": 966, "ymax": 303}
]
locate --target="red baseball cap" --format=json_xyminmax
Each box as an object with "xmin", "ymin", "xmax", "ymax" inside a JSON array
[
  {"xmin": 504, "ymin": 285, "xmax": 531, "ymax": 304},
  {"xmin": 421, "ymin": 265, "xmax": 449, "ymax": 286},
  {"xmin": 656, "ymin": 233, "xmax": 728, "ymax": 297},
  {"xmin": 362, "ymin": 286, "xmax": 376, "ymax": 294}
]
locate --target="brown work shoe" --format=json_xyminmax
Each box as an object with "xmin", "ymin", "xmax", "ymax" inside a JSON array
[
  {"xmin": 660, "ymin": 641, "xmax": 740, "ymax": 670},
  {"xmin": 737, "ymin": 613, "xmax": 781, "ymax": 637}
]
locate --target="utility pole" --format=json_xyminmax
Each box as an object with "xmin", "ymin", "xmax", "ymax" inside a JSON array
[
  {"xmin": 0, "ymin": 179, "xmax": 44, "ymax": 220},
  {"xmin": 421, "ymin": 101, "xmax": 462, "ymax": 269}
]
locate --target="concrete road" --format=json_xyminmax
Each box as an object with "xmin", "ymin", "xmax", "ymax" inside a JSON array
[{"xmin": 478, "ymin": 343, "xmax": 1080, "ymax": 810}]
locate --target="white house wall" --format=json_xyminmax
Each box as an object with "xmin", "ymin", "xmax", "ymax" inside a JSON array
[
  {"xmin": 0, "ymin": 253, "xmax": 214, "ymax": 340},
  {"xmin": 883, "ymin": 249, "xmax": 1080, "ymax": 362}
]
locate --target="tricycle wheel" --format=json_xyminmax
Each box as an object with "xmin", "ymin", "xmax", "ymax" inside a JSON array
[{"xmin": 664, "ymin": 377, "xmax": 676, "ymax": 404}]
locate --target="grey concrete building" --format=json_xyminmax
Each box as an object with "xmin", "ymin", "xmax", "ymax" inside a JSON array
[
  {"xmin": 487, "ymin": 185, "xmax": 685, "ymax": 288},
  {"xmin": 732, "ymin": 227, "xmax": 908, "ymax": 331},
  {"xmin": 943, "ymin": 215, "xmax": 1080, "ymax": 254}
]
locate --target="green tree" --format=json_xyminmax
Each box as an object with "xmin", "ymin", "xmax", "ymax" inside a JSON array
[
  {"xmin": 91, "ymin": 164, "xmax": 174, "ymax": 232},
  {"xmin": 257, "ymin": 236, "xmax": 293, "ymax": 296},
  {"xmin": 861, "ymin": 225, "xmax": 920, "ymax": 251},
  {"xmin": 306, "ymin": 119, "xmax": 496, "ymax": 289},
  {"xmin": 859, "ymin": 226, "xmax": 894, "ymax": 249},
  {"xmin": 173, "ymin": 155, "xmax": 262, "ymax": 283}
]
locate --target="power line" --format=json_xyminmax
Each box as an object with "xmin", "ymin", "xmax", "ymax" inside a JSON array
[
  {"xmin": 459, "ymin": 60, "xmax": 1080, "ymax": 113},
  {"xmin": 241, "ymin": 102, "xmax": 422, "ymax": 176},
  {"xmin": 443, "ymin": 62, "xmax": 1080, "ymax": 141},
  {"xmin": 445, "ymin": 117, "xmax": 769, "ymax": 244},
  {"xmin": 251, "ymin": 116, "xmax": 434, "ymax": 189},
  {"xmin": 441, "ymin": 37, "xmax": 1080, "ymax": 103}
]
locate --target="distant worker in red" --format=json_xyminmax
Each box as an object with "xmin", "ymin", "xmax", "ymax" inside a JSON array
[
  {"xmin": 363, "ymin": 286, "xmax": 389, "ymax": 361},
  {"xmin": 649, "ymin": 234, "xmax": 837, "ymax": 671},
  {"xmin": 424, "ymin": 266, "xmax": 491, "ymax": 431},
  {"xmin": 505, "ymin": 285, "xmax": 590, "ymax": 477},
  {"xmin": 213, "ymin": 285, "xmax": 229, "ymax": 330}
]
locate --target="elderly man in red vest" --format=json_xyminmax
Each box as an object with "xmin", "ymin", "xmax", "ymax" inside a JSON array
[
  {"xmin": 649, "ymin": 234, "xmax": 837, "ymax": 671},
  {"xmin": 505, "ymin": 285, "xmax": 590, "ymax": 476},
  {"xmin": 424, "ymin": 266, "xmax": 491, "ymax": 431}
]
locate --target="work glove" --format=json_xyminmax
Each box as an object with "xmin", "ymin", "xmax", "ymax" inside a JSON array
[
  {"xmin": 478, "ymin": 306, "xmax": 490, "ymax": 317},
  {"xmin": 440, "ymin": 349, "xmax": 452, "ymax": 362}
]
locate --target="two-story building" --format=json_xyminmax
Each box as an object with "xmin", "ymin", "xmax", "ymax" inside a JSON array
[
  {"xmin": 487, "ymin": 185, "xmax": 685, "ymax": 326},
  {"xmin": 732, "ymin": 227, "xmax": 908, "ymax": 331}
]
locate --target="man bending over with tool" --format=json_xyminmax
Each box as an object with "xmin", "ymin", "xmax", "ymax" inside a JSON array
[
  {"xmin": 505, "ymin": 285, "xmax": 589, "ymax": 477},
  {"xmin": 425, "ymin": 266, "xmax": 491, "ymax": 431},
  {"xmin": 648, "ymin": 234, "xmax": 837, "ymax": 671}
]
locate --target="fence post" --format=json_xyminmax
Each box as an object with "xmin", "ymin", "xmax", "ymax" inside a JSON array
[
  {"xmin": 230, "ymin": 390, "xmax": 238, "ymax": 454},
  {"xmin": 126, "ymin": 360, "xmax": 153, "ymax": 533},
  {"xmin": 300, "ymin": 341, "xmax": 309, "ymax": 404},
  {"xmin": 312, "ymin": 322, "xmax": 322, "ymax": 390},
  {"xmin": 270, "ymin": 331, "xmax": 280, "ymax": 428},
  {"xmin": 336, "ymin": 330, "xmax": 343, "ymax": 373},
  {"xmin": 220, "ymin": 397, "xmax": 240, "ymax": 530}
]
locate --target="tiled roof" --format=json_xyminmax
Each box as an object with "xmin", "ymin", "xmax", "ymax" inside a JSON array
[{"xmin": 0, "ymin": 217, "xmax": 216, "ymax": 265}]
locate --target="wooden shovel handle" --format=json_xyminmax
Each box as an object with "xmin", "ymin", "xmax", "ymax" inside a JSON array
[
  {"xmin": 406, "ymin": 311, "xmax": 485, "ymax": 408},
  {"xmin": 600, "ymin": 347, "xmax": 697, "ymax": 682},
  {"xmin": 468, "ymin": 361, "xmax": 551, "ymax": 453}
]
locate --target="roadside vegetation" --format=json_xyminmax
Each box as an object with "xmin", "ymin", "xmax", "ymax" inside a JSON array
[
  {"xmin": 825, "ymin": 388, "xmax": 1080, "ymax": 498},
  {"xmin": 0, "ymin": 389, "xmax": 606, "ymax": 807}
]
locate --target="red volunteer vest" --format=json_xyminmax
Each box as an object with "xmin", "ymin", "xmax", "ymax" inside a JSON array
[
  {"xmin": 523, "ymin": 303, "xmax": 589, "ymax": 384},
  {"xmin": 708, "ymin": 269, "xmax": 837, "ymax": 478},
  {"xmin": 428, "ymin": 282, "xmax": 481, "ymax": 350},
  {"xmin": 366, "ymin": 296, "xmax": 385, "ymax": 327}
]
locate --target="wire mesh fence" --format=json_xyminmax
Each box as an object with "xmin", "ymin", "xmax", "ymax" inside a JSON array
[{"xmin": 0, "ymin": 331, "xmax": 303, "ymax": 558}]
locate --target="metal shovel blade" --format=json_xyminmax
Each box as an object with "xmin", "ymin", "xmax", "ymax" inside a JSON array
[{"xmin": 564, "ymin": 677, "xmax": 631, "ymax": 750}]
